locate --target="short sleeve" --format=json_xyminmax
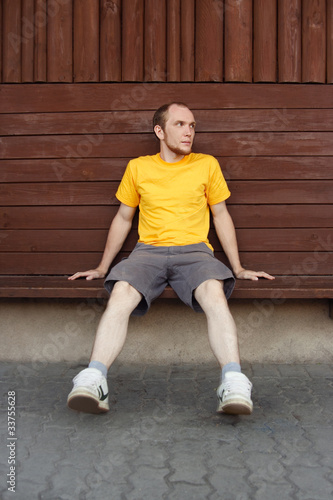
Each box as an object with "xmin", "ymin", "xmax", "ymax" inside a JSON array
[
  {"xmin": 206, "ymin": 157, "xmax": 231, "ymax": 206},
  {"xmin": 115, "ymin": 161, "xmax": 140, "ymax": 207}
]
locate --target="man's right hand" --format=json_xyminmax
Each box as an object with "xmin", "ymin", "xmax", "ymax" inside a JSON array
[
  {"xmin": 68, "ymin": 203, "xmax": 136, "ymax": 283},
  {"xmin": 68, "ymin": 269, "xmax": 106, "ymax": 281}
]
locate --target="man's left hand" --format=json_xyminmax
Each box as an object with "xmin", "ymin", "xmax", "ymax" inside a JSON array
[{"xmin": 235, "ymin": 269, "xmax": 275, "ymax": 281}]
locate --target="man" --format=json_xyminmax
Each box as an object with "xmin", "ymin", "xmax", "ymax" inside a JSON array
[{"xmin": 67, "ymin": 103, "xmax": 274, "ymax": 416}]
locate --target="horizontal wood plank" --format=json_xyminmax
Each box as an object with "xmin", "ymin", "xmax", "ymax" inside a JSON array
[
  {"xmin": 0, "ymin": 252, "xmax": 127, "ymax": 274},
  {"xmin": 1, "ymin": 84, "xmax": 333, "ymax": 113},
  {"xmin": 0, "ymin": 252, "xmax": 331, "ymax": 276},
  {"xmin": 0, "ymin": 158, "xmax": 128, "ymax": 183},
  {"xmin": 0, "ymin": 182, "xmax": 118, "ymax": 206},
  {"xmin": 2, "ymin": 132, "xmax": 333, "ymax": 159},
  {"xmin": 0, "ymin": 276, "xmax": 332, "ymax": 299},
  {"xmin": 222, "ymin": 157, "xmax": 333, "ymax": 180},
  {"xmin": 0, "ymin": 276, "xmax": 112, "ymax": 299},
  {"xmin": 0, "ymin": 206, "xmax": 119, "ymax": 229},
  {"xmin": 229, "ymin": 229, "xmax": 333, "ymax": 252},
  {"xmin": 0, "ymin": 134, "xmax": 158, "ymax": 159},
  {"xmin": 2, "ymin": 204, "xmax": 333, "ymax": 229},
  {"xmin": 1, "ymin": 181, "xmax": 332, "ymax": 205},
  {"xmin": 238, "ymin": 252, "xmax": 333, "ymax": 276},
  {"xmin": 232, "ymin": 277, "xmax": 333, "ymax": 299},
  {"xmin": 2, "ymin": 108, "xmax": 333, "ymax": 136},
  {"xmin": 229, "ymin": 181, "xmax": 333, "ymax": 204},
  {"xmin": 1, "ymin": 228, "xmax": 332, "ymax": 253},
  {"xmin": 1, "ymin": 157, "xmax": 333, "ymax": 183},
  {"xmin": 229, "ymin": 205, "xmax": 333, "ymax": 228}
]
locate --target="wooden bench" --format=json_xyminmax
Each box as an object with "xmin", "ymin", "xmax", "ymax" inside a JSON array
[{"xmin": 0, "ymin": 83, "xmax": 332, "ymax": 317}]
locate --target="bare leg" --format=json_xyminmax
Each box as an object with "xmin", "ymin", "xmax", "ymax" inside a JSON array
[
  {"xmin": 194, "ymin": 279, "xmax": 240, "ymax": 368},
  {"xmin": 90, "ymin": 281, "xmax": 142, "ymax": 369},
  {"xmin": 195, "ymin": 279, "xmax": 253, "ymax": 415}
]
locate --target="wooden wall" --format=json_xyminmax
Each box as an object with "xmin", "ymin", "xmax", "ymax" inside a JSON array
[{"xmin": 1, "ymin": 0, "xmax": 333, "ymax": 84}]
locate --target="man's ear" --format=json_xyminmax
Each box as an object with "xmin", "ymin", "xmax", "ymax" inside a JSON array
[{"xmin": 154, "ymin": 124, "xmax": 164, "ymax": 140}]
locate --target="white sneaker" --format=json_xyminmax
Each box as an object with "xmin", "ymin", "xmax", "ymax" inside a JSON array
[
  {"xmin": 217, "ymin": 372, "xmax": 253, "ymax": 415},
  {"xmin": 67, "ymin": 368, "xmax": 109, "ymax": 414}
]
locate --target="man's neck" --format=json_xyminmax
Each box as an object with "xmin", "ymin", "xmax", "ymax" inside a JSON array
[{"xmin": 159, "ymin": 150, "xmax": 185, "ymax": 163}]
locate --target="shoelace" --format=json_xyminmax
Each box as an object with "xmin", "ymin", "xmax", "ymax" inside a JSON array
[
  {"xmin": 73, "ymin": 371, "xmax": 103, "ymax": 388},
  {"xmin": 223, "ymin": 379, "xmax": 251, "ymax": 396}
]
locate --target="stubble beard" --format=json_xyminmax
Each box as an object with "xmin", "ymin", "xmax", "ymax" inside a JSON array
[{"xmin": 165, "ymin": 141, "xmax": 192, "ymax": 157}]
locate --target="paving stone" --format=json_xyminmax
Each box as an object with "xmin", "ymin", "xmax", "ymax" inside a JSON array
[
  {"xmin": 166, "ymin": 482, "xmax": 213, "ymax": 499},
  {"xmin": 1, "ymin": 478, "xmax": 49, "ymax": 500},
  {"xmin": 0, "ymin": 362, "xmax": 23, "ymax": 379},
  {"xmin": 255, "ymin": 401, "xmax": 288, "ymax": 424},
  {"xmin": 130, "ymin": 441, "xmax": 170, "ymax": 468},
  {"xmin": 289, "ymin": 466, "xmax": 333, "ymax": 499},
  {"xmin": 236, "ymin": 428, "xmax": 276, "ymax": 453},
  {"xmin": 168, "ymin": 439, "xmax": 209, "ymax": 485},
  {"xmin": 195, "ymin": 378, "xmax": 217, "ymax": 394},
  {"xmin": 288, "ymin": 402, "xmax": 332, "ymax": 426},
  {"xmin": 206, "ymin": 441, "xmax": 247, "ymax": 469},
  {"xmin": 304, "ymin": 364, "xmax": 333, "ymax": 378},
  {"xmin": 251, "ymin": 363, "xmax": 281, "ymax": 378},
  {"xmin": 245, "ymin": 451, "xmax": 288, "ymax": 484},
  {"xmin": 72, "ymin": 480, "xmax": 133, "ymax": 500},
  {"xmin": 141, "ymin": 380, "xmax": 169, "ymax": 400},
  {"xmin": 42, "ymin": 459, "xmax": 133, "ymax": 500},
  {"xmin": 273, "ymin": 434, "xmax": 316, "ymax": 468},
  {"xmin": 168, "ymin": 365, "xmax": 198, "ymax": 379},
  {"xmin": 125, "ymin": 465, "xmax": 170, "ymax": 499},
  {"xmin": 208, "ymin": 467, "xmax": 253, "ymax": 499},
  {"xmin": 277, "ymin": 364, "xmax": 311, "ymax": 378},
  {"xmin": 143, "ymin": 365, "xmax": 172, "ymax": 380},
  {"xmin": 247, "ymin": 482, "xmax": 295, "ymax": 500},
  {"xmin": 301, "ymin": 426, "xmax": 333, "ymax": 468},
  {"xmin": 114, "ymin": 363, "xmax": 146, "ymax": 380},
  {"xmin": 306, "ymin": 377, "xmax": 333, "ymax": 395}
]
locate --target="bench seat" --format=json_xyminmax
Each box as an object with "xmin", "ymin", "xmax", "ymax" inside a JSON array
[{"xmin": 1, "ymin": 276, "xmax": 332, "ymax": 302}]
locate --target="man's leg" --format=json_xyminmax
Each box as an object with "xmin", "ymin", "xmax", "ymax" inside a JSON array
[
  {"xmin": 194, "ymin": 278, "xmax": 240, "ymax": 367},
  {"xmin": 67, "ymin": 281, "xmax": 142, "ymax": 414},
  {"xmin": 194, "ymin": 279, "xmax": 253, "ymax": 415},
  {"xmin": 90, "ymin": 281, "xmax": 142, "ymax": 368}
]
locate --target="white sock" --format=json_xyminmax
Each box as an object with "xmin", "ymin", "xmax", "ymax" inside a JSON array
[
  {"xmin": 222, "ymin": 362, "xmax": 241, "ymax": 381},
  {"xmin": 89, "ymin": 361, "xmax": 108, "ymax": 378}
]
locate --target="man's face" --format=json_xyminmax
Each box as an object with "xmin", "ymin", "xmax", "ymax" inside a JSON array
[{"xmin": 159, "ymin": 105, "xmax": 196, "ymax": 157}]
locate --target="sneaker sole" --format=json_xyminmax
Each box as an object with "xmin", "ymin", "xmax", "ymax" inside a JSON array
[
  {"xmin": 67, "ymin": 389, "xmax": 109, "ymax": 414},
  {"xmin": 217, "ymin": 398, "xmax": 253, "ymax": 415}
]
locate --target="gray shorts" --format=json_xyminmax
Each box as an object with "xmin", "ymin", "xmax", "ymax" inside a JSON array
[{"xmin": 104, "ymin": 242, "xmax": 235, "ymax": 316}]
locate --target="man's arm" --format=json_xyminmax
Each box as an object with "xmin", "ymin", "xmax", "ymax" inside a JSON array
[
  {"xmin": 68, "ymin": 203, "xmax": 137, "ymax": 281},
  {"xmin": 210, "ymin": 201, "xmax": 274, "ymax": 281}
]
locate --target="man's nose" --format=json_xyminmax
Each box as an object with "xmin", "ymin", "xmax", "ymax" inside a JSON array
[{"xmin": 184, "ymin": 125, "xmax": 192, "ymax": 135}]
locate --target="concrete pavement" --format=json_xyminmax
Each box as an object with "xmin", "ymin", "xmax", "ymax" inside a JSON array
[{"xmin": 1, "ymin": 362, "xmax": 333, "ymax": 499}]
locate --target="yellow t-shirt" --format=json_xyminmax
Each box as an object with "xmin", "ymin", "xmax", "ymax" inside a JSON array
[{"xmin": 116, "ymin": 153, "xmax": 231, "ymax": 250}]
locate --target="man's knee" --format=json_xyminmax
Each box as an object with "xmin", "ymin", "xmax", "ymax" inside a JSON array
[
  {"xmin": 195, "ymin": 279, "xmax": 228, "ymax": 311},
  {"xmin": 108, "ymin": 281, "xmax": 142, "ymax": 312},
  {"xmin": 196, "ymin": 279, "xmax": 225, "ymax": 297}
]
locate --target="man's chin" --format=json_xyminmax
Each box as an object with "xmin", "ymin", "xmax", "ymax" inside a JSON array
[{"xmin": 173, "ymin": 146, "xmax": 192, "ymax": 156}]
